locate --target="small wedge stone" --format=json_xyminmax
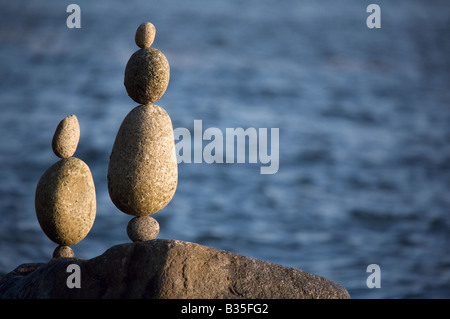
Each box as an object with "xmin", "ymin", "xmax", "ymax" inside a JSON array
[{"xmin": 127, "ymin": 216, "xmax": 160, "ymax": 242}]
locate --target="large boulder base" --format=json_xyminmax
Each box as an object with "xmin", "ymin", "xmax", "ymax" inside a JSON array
[{"xmin": 0, "ymin": 239, "xmax": 350, "ymax": 299}]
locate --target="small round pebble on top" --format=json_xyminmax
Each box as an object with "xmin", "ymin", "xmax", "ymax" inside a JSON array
[
  {"xmin": 52, "ymin": 115, "xmax": 80, "ymax": 158},
  {"xmin": 135, "ymin": 22, "xmax": 156, "ymax": 49}
]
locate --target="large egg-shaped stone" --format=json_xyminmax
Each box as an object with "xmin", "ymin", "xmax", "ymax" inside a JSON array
[
  {"xmin": 107, "ymin": 104, "xmax": 178, "ymax": 216},
  {"xmin": 35, "ymin": 157, "xmax": 96, "ymax": 246}
]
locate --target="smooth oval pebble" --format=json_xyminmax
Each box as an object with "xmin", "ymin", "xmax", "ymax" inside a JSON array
[
  {"xmin": 35, "ymin": 157, "xmax": 96, "ymax": 246},
  {"xmin": 127, "ymin": 216, "xmax": 160, "ymax": 242},
  {"xmin": 135, "ymin": 22, "xmax": 156, "ymax": 49},
  {"xmin": 107, "ymin": 104, "xmax": 178, "ymax": 216},
  {"xmin": 124, "ymin": 47, "xmax": 170, "ymax": 105},
  {"xmin": 52, "ymin": 115, "xmax": 80, "ymax": 158}
]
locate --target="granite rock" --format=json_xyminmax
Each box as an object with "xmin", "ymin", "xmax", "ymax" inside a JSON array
[
  {"xmin": 52, "ymin": 115, "xmax": 80, "ymax": 158},
  {"xmin": 127, "ymin": 216, "xmax": 160, "ymax": 242},
  {"xmin": 135, "ymin": 22, "xmax": 156, "ymax": 49},
  {"xmin": 0, "ymin": 239, "xmax": 350, "ymax": 299},
  {"xmin": 124, "ymin": 47, "xmax": 170, "ymax": 104},
  {"xmin": 107, "ymin": 104, "xmax": 178, "ymax": 216},
  {"xmin": 52, "ymin": 245, "xmax": 74, "ymax": 258},
  {"xmin": 35, "ymin": 157, "xmax": 96, "ymax": 246}
]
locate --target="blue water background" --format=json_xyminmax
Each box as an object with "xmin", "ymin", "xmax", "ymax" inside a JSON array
[{"xmin": 0, "ymin": 0, "xmax": 449, "ymax": 298}]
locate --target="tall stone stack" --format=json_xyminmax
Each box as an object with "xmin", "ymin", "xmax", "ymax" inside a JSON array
[
  {"xmin": 107, "ymin": 22, "xmax": 178, "ymax": 242},
  {"xmin": 35, "ymin": 115, "xmax": 96, "ymax": 258}
]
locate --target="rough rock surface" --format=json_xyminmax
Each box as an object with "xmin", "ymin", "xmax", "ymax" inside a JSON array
[
  {"xmin": 107, "ymin": 104, "xmax": 178, "ymax": 216},
  {"xmin": 0, "ymin": 239, "xmax": 350, "ymax": 299},
  {"xmin": 52, "ymin": 245, "xmax": 74, "ymax": 258},
  {"xmin": 52, "ymin": 115, "xmax": 80, "ymax": 158},
  {"xmin": 124, "ymin": 47, "xmax": 170, "ymax": 104},
  {"xmin": 35, "ymin": 157, "xmax": 96, "ymax": 246},
  {"xmin": 127, "ymin": 216, "xmax": 160, "ymax": 242}
]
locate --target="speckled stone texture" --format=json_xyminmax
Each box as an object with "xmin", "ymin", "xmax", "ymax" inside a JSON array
[
  {"xmin": 0, "ymin": 240, "xmax": 351, "ymax": 299},
  {"xmin": 127, "ymin": 216, "xmax": 160, "ymax": 242},
  {"xmin": 52, "ymin": 245, "xmax": 74, "ymax": 258},
  {"xmin": 107, "ymin": 104, "xmax": 178, "ymax": 216},
  {"xmin": 35, "ymin": 157, "xmax": 96, "ymax": 246},
  {"xmin": 135, "ymin": 22, "xmax": 156, "ymax": 49},
  {"xmin": 124, "ymin": 47, "xmax": 170, "ymax": 105},
  {"xmin": 52, "ymin": 115, "xmax": 80, "ymax": 158}
]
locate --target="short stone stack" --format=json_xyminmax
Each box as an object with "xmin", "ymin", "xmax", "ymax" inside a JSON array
[
  {"xmin": 108, "ymin": 22, "xmax": 178, "ymax": 242},
  {"xmin": 35, "ymin": 115, "xmax": 96, "ymax": 258}
]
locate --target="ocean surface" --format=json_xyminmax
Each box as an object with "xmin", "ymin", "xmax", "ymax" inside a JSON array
[{"xmin": 0, "ymin": 0, "xmax": 449, "ymax": 298}]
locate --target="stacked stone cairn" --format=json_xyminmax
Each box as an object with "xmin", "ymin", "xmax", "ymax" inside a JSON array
[
  {"xmin": 35, "ymin": 115, "xmax": 96, "ymax": 258},
  {"xmin": 107, "ymin": 22, "xmax": 178, "ymax": 242}
]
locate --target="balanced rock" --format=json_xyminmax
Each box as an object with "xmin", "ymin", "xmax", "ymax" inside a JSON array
[
  {"xmin": 52, "ymin": 246, "xmax": 74, "ymax": 259},
  {"xmin": 35, "ymin": 157, "xmax": 96, "ymax": 246},
  {"xmin": 0, "ymin": 240, "xmax": 351, "ymax": 299},
  {"xmin": 108, "ymin": 104, "xmax": 178, "ymax": 216},
  {"xmin": 127, "ymin": 216, "xmax": 160, "ymax": 242},
  {"xmin": 124, "ymin": 47, "xmax": 170, "ymax": 105},
  {"xmin": 135, "ymin": 22, "xmax": 156, "ymax": 49},
  {"xmin": 52, "ymin": 115, "xmax": 80, "ymax": 158}
]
